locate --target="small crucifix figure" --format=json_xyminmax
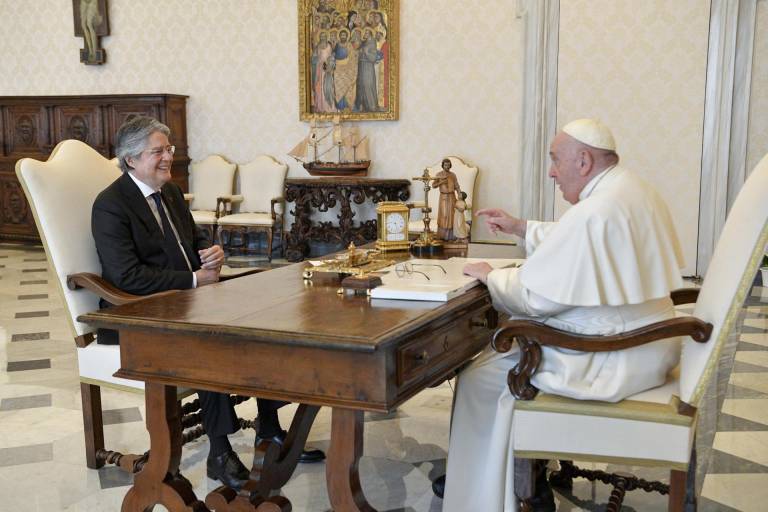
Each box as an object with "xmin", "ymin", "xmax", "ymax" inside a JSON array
[{"xmin": 73, "ymin": 0, "xmax": 109, "ymax": 65}]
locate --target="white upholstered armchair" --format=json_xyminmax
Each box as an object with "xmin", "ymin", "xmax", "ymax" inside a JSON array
[
  {"xmin": 494, "ymin": 153, "xmax": 768, "ymax": 510},
  {"xmin": 217, "ymin": 155, "xmax": 288, "ymax": 261},
  {"xmin": 185, "ymin": 154, "xmax": 238, "ymax": 239},
  {"xmin": 15, "ymin": 140, "xmax": 202, "ymax": 472},
  {"xmin": 408, "ymin": 156, "xmax": 478, "ymax": 238}
]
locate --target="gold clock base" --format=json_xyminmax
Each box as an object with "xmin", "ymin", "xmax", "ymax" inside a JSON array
[{"xmin": 375, "ymin": 241, "xmax": 410, "ymax": 252}]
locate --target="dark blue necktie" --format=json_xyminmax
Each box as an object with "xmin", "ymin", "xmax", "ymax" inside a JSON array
[{"xmin": 150, "ymin": 192, "xmax": 190, "ymax": 272}]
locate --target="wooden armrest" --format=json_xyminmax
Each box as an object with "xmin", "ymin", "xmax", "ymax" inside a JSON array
[
  {"xmin": 218, "ymin": 194, "xmax": 244, "ymax": 203},
  {"xmin": 270, "ymin": 197, "xmax": 285, "ymax": 219},
  {"xmin": 671, "ymin": 287, "xmax": 699, "ymax": 305},
  {"xmin": 493, "ymin": 316, "xmax": 713, "ymax": 400},
  {"xmin": 66, "ymin": 272, "xmax": 177, "ymax": 306},
  {"xmin": 216, "ymin": 195, "xmax": 244, "ymax": 218}
]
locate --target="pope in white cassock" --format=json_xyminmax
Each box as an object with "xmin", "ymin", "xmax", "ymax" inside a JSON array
[{"xmin": 441, "ymin": 119, "xmax": 685, "ymax": 511}]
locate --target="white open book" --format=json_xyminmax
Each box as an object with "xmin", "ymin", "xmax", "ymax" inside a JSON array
[{"xmin": 370, "ymin": 257, "xmax": 522, "ymax": 302}]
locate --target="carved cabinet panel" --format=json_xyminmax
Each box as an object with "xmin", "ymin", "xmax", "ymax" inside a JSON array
[
  {"xmin": 0, "ymin": 173, "xmax": 32, "ymax": 235},
  {"xmin": 0, "ymin": 94, "xmax": 189, "ymax": 242},
  {"xmin": 4, "ymin": 106, "xmax": 48, "ymax": 155},
  {"xmin": 53, "ymin": 105, "xmax": 106, "ymax": 154}
]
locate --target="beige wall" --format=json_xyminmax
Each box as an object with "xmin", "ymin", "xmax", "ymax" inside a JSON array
[
  {"xmin": 0, "ymin": 0, "xmax": 524, "ymax": 240},
  {"xmin": 748, "ymin": 0, "xmax": 768, "ymax": 174},
  {"xmin": 556, "ymin": 0, "xmax": 710, "ymax": 276}
]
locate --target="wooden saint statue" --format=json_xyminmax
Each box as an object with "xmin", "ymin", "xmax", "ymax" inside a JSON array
[{"xmin": 432, "ymin": 158, "xmax": 462, "ymax": 241}]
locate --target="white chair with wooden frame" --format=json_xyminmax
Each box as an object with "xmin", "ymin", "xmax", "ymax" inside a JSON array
[
  {"xmin": 408, "ymin": 155, "xmax": 478, "ymax": 239},
  {"xmin": 493, "ymin": 153, "xmax": 768, "ymax": 510},
  {"xmin": 15, "ymin": 140, "xmax": 244, "ymax": 472},
  {"xmin": 217, "ymin": 155, "xmax": 288, "ymax": 261},
  {"xmin": 185, "ymin": 154, "xmax": 238, "ymax": 241}
]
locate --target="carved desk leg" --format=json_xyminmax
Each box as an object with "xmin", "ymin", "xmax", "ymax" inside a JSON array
[
  {"xmin": 205, "ymin": 404, "xmax": 319, "ymax": 512},
  {"xmin": 122, "ymin": 382, "xmax": 208, "ymax": 512},
  {"xmin": 326, "ymin": 408, "xmax": 376, "ymax": 512}
]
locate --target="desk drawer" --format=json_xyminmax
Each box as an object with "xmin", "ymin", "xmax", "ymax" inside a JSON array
[{"xmin": 396, "ymin": 305, "xmax": 494, "ymax": 387}]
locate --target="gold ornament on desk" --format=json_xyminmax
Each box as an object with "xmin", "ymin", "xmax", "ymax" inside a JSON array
[
  {"xmin": 302, "ymin": 242, "xmax": 394, "ymax": 295},
  {"xmin": 375, "ymin": 201, "xmax": 410, "ymax": 252}
]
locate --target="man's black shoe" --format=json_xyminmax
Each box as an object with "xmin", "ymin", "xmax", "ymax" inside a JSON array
[
  {"xmin": 206, "ymin": 450, "xmax": 250, "ymax": 489},
  {"xmin": 432, "ymin": 474, "xmax": 446, "ymax": 499},
  {"xmin": 255, "ymin": 429, "xmax": 326, "ymax": 463}
]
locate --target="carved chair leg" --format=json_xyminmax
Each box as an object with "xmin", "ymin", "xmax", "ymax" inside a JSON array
[
  {"xmin": 267, "ymin": 227, "xmax": 274, "ymax": 262},
  {"xmin": 606, "ymin": 474, "xmax": 630, "ymax": 512},
  {"xmin": 80, "ymin": 382, "xmax": 105, "ymax": 469},
  {"xmin": 669, "ymin": 469, "xmax": 687, "ymax": 512}
]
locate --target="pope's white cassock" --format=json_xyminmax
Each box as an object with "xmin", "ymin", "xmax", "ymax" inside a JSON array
[{"xmin": 443, "ymin": 165, "xmax": 685, "ymax": 511}]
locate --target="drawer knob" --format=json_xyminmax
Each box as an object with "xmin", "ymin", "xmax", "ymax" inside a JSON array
[
  {"xmin": 470, "ymin": 317, "xmax": 488, "ymax": 328},
  {"xmin": 415, "ymin": 350, "xmax": 430, "ymax": 364}
]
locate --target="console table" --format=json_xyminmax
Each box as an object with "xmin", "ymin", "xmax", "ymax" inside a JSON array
[{"xmin": 284, "ymin": 177, "xmax": 410, "ymax": 262}]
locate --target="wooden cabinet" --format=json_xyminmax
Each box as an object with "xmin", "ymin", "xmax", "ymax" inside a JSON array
[{"xmin": 0, "ymin": 94, "xmax": 189, "ymax": 242}]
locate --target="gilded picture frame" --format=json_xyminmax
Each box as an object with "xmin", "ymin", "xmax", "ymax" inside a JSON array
[{"xmin": 298, "ymin": 0, "xmax": 399, "ymax": 121}]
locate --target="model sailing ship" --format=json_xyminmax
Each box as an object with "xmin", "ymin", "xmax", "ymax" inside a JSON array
[{"xmin": 288, "ymin": 116, "xmax": 370, "ymax": 176}]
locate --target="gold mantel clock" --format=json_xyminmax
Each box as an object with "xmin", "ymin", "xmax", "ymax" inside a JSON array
[{"xmin": 376, "ymin": 201, "xmax": 410, "ymax": 251}]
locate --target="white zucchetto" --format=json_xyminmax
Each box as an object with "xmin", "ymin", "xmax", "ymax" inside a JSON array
[{"xmin": 562, "ymin": 118, "xmax": 617, "ymax": 151}]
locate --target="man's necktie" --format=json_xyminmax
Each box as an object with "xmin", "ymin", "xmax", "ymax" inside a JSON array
[{"xmin": 150, "ymin": 192, "xmax": 191, "ymax": 272}]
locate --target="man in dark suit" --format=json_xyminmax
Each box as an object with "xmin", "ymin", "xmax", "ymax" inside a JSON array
[{"xmin": 92, "ymin": 116, "xmax": 322, "ymax": 490}]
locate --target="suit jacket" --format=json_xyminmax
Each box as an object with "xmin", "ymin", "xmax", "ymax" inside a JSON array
[{"xmin": 92, "ymin": 173, "xmax": 211, "ymax": 342}]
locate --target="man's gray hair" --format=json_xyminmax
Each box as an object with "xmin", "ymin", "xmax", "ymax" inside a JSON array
[{"xmin": 115, "ymin": 116, "xmax": 170, "ymax": 173}]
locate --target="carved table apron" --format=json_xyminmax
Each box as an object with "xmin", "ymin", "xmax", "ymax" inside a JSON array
[
  {"xmin": 284, "ymin": 177, "xmax": 410, "ymax": 262},
  {"xmin": 79, "ymin": 253, "xmax": 496, "ymax": 512}
]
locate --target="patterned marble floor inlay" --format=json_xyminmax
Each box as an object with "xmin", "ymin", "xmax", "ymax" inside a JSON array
[
  {"xmin": 1, "ymin": 244, "xmax": 768, "ymax": 511},
  {"xmin": 19, "ymin": 279, "xmax": 47, "ymax": 285},
  {"xmin": 10, "ymin": 332, "xmax": 50, "ymax": 342},
  {"xmin": 18, "ymin": 293, "xmax": 48, "ymax": 300},
  {"xmin": 102, "ymin": 407, "xmax": 143, "ymax": 425},
  {"xmin": 14, "ymin": 310, "xmax": 49, "ymax": 319},
  {"xmin": 0, "ymin": 443, "xmax": 53, "ymax": 467},
  {"xmin": 0, "ymin": 394, "xmax": 52, "ymax": 411},
  {"xmin": 6, "ymin": 359, "xmax": 51, "ymax": 371}
]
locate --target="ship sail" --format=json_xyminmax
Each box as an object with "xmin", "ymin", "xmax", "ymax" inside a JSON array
[
  {"xmin": 288, "ymin": 118, "xmax": 371, "ymax": 176},
  {"xmin": 355, "ymin": 137, "xmax": 369, "ymax": 161},
  {"xmin": 288, "ymin": 137, "xmax": 308, "ymax": 161}
]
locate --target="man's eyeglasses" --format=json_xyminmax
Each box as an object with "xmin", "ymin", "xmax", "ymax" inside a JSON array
[
  {"xmin": 143, "ymin": 145, "xmax": 176, "ymax": 157},
  {"xmin": 394, "ymin": 262, "xmax": 446, "ymax": 281}
]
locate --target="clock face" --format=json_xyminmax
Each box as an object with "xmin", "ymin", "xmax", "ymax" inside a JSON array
[{"xmin": 385, "ymin": 212, "xmax": 406, "ymax": 241}]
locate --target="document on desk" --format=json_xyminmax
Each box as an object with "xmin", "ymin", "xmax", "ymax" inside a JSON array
[{"xmin": 370, "ymin": 257, "xmax": 523, "ymax": 302}]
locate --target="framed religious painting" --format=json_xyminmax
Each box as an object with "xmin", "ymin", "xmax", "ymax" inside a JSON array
[{"xmin": 298, "ymin": 0, "xmax": 399, "ymax": 121}]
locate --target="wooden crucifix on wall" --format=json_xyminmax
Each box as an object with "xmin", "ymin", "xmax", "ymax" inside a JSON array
[{"xmin": 73, "ymin": 0, "xmax": 109, "ymax": 65}]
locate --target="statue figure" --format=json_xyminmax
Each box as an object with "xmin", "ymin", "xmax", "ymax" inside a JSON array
[
  {"xmin": 80, "ymin": 0, "xmax": 101, "ymax": 61},
  {"xmin": 432, "ymin": 158, "xmax": 462, "ymax": 241},
  {"xmin": 452, "ymin": 191, "xmax": 470, "ymax": 242}
]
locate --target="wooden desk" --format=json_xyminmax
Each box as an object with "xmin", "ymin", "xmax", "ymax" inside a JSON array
[
  {"xmin": 79, "ymin": 253, "xmax": 497, "ymax": 511},
  {"xmin": 284, "ymin": 177, "xmax": 411, "ymax": 262}
]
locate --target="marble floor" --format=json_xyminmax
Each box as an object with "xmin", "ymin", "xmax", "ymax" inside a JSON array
[{"xmin": 1, "ymin": 242, "xmax": 766, "ymax": 511}]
